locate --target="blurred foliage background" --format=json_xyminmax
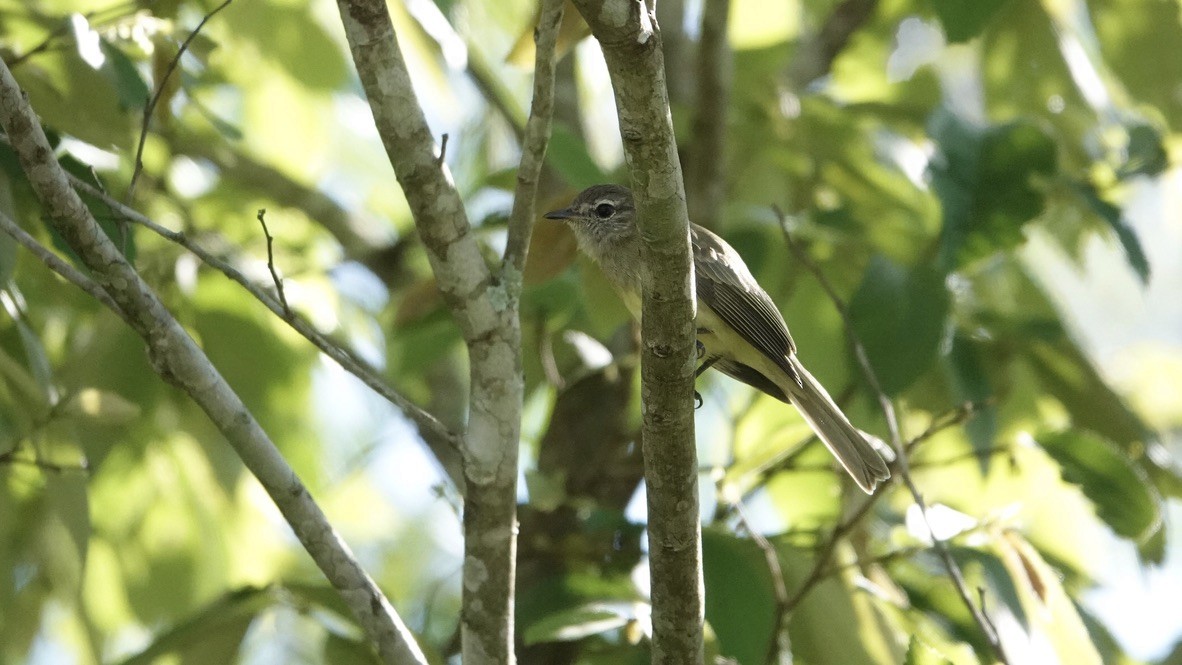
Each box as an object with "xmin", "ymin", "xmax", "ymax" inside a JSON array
[{"xmin": 1, "ymin": 0, "xmax": 1181, "ymax": 663}]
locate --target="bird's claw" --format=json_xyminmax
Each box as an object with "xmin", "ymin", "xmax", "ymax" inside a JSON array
[{"xmin": 694, "ymin": 390, "xmax": 703, "ymax": 409}]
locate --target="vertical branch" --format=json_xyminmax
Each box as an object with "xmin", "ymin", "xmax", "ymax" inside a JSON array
[
  {"xmin": 686, "ymin": 0, "xmax": 731, "ymax": 229},
  {"xmin": 333, "ymin": 1, "xmax": 517, "ymax": 661},
  {"xmin": 657, "ymin": 0, "xmax": 693, "ymax": 106},
  {"xmin": 570, "ymin": 1, "xmax": 702, "ymax": 663},
  {"xmin": 0, "ymin": 60, "xmax": 426, "ymax": 665},
  {"xmin": 503, "ymin": 0, "xmax": 564, "ymax": 274},
  {"xmin": 335, "ymin": 0, "xmax": 562, "ymax": 660}
]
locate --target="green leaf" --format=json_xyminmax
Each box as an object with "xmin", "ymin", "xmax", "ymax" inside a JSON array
[
  {"xmin": 848, "ymin": 255, "xmax": 950, "ymax": 395},
  {"xmin": 15, "ymin": 317, "xmax": 54, "ymax": 400},
  {"xmin": 1036, "ymin": 429, "xmax": 1163, "ymax": 544},
  {"xmin": 702, "ymin": 529, "xmax": 777, "ymax": 665},
  {"xmin": 231, "ymin": 1, "xmax": 348, "ymax": 90},
  {"xmin": 993, "ymin": 531, "xmax": 1103, "ymax": 665},
  {"xmin": 930, "ymin": 110, "xmax": 1057, "ymax": 271},
  {"xmin": 99, "ymin": 39, "xmax": 150, "ymax": 110},
  {"xmin": 945, "ymin": 334, "xmax": 997, "ymax": 473},
  {"xmin": 11, "ymin": 49, "xmax": 136, "ymax": 149},
  {"xmin": 1075, "ymin": 183, "xmax": 1150, "ymax": 283},
  {"xmin": 950, "ymin": 546, "xmax": 1027, "ymax": 629},
  {"xmin": 42, "ymin": 473, "xmax": 90, "ymax": 597},
  {"xmin": 1022, "ymin": 338, "xmax": 1148, "ymax": 453},
  {"xmin": 930, "ymin": 0, "xmax": 1009, "ymax": 42},
  {"xmin": 522, "ymin": 603, "xmax": 635, "ymax": 645},
  {"xmin": 1118, "ymin": 122, "xmax": 1169, "ymax": 179},
  {"xmin": 904, "ymin": 635, "xmax": 953, "ymax": 665},
  {"xmin": 323, "ymin": 633, "xmax": 381, "ymax": 664},
  {"xmin": 546, "ymin": 123, "xmax": 608, "ymax": 190},
  {"xmin": 116, "ymin": 586, "xmax": 276, "ymax": 665},
  {"xmin": 774, "ymin": 537, "xmax": 894, "ymax": 665}
]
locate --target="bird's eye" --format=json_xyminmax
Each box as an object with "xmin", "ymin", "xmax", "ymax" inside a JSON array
[{"xmin": 594, "ymin": 203, "xmax": 615, "ymax": 219}]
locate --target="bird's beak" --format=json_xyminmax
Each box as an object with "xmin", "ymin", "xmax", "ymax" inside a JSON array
[{"xmin": 543, "ymin": 207, "xmax": 574, "ymax": 220}]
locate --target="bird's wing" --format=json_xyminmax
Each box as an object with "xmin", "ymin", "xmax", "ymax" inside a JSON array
[
  {"xmin": 691, "ymin": 224, "xmax": 799, "ymax": 375},
  {"xmin": 712, "ymin": 358, "xmax": 790, "ymax": 403}
]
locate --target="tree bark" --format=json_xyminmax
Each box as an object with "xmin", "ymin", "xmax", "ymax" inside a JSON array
[
  {"xmin": 334, "ymin": 0, "xmax": 562, "ymax": 661},
  {"xmin": 0, "ymin": 59, "xmax": 427, "ymax": 665},
  {"xmin": 567, "ymin": 2, "xmax": 703, "ymax": 663}
]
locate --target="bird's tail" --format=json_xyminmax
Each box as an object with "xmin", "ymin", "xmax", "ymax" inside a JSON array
[{"xmin": 782, "ymin": 356, "xmax": 892, "ymax": 493}]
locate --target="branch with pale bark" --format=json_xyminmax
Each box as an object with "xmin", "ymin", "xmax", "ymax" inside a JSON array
[
  {"xmin": 0, "ymin": 60, "xmax": 427, "ymax": 665},
  {"xmin": 12, "ymin": 161, "xmax": 465, "ymax": 488},
  {"xmin": 568, "ymin": 1, "xmax": 702, "ymax": 663},
  {"xmin": 333, "ymin": 0, "xmax": 562, "ymax": 661}
]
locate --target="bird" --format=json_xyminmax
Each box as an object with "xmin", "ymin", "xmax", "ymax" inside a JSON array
[{"xmin": 544, "ymin": 184, "xmax": 891, "ymax": 493}]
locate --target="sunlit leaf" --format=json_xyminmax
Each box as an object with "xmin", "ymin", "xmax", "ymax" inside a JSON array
[
  {"xmin": 99, "ymin": 39, "xmax": 150, "ymax": 110},
  {"xmin": 992, "ymin": 530, "xmax": 1103, "ymax": 665},
  {"xmin": 116, "ymin": 586, "xmax": 276, "ymax": 665},
  {"xmin": 523, "ymin": 603, "xmax": 635, "ymax": 645},
  {"xmin": 230, "ymin": 1, "xmax": 348, "ymax": 91},
  {"xmin": 1036, "ymin": 429, "xmax": 1163, "ymax": 545},
  {"xmin": 848, "ymin": 255, "xmax": 950, "ymax": 395},
  {"xmin": 775, "ymin": 538, "xmax": 898, "ymax": 665},
  {"xmin": 904, "ymin": 635, "xmax": 953, "ymax": 665},
  {"xmin": 929, "ymin": 110, "xmax": 1057, "ymax": 271},
  {"xmin": 1074, "ymin": 182, "xmax": 1150, "ymax": 283},
  {"xmin": 944, "ymin": 334, "xmax": 997, "ymax": 472},
  {"xmin": 950, "ymin": 545, "xmax": 1027, "ymax": 630}
]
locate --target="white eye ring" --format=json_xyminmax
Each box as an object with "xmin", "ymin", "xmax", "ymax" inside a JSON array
[{"xmin": 594, "ymin": 202, "xmax": 615, "ymax": 218}]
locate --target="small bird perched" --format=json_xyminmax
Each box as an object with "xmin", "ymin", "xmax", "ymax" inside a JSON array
[{"xmin": 545, "ymin": 184, "xmax": 891, "ymax": 493}]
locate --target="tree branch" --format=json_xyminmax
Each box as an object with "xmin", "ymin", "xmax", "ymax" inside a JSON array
[
  {"xmin": 0, "ymin": 209, "xmax": 130, "ymax": 326},
  {"xmin": 41, "ymin": 168, "xmax": 463, "ymax": 484},
  {"xmin": 569, "ymin": 1, "xmax": 702, "ymax": 663},
  {"xmin": 686, "ymin": 0, "xmax": 730, "ymax": 230},
  {"xmin": 127, "ymin": 0, "xmax": 234, "ymax": 201},
  {"xmin": 776, "ymin": 210, "xmax": 1011, "ymax": 664},
  {"xmin": 333, "ymin": 0, "xmax": 555, "ymax": 660},
  {"xmin": 503, "ymin": 0, "xmax": 564, "ymax": 275},
  {"xmin": 785, "ymin": 0, "xmax": 880, "ymax": 90},
  {"xmin": 0, "ymin": 59, "xmax": 427, "ymax": 665}
]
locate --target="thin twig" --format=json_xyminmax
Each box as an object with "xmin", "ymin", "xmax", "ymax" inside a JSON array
[
  {"xmin": 65, "ymin": 172, "xmax": 459, "ymax": 458},
  {"xmin": 436, "ymin": 133, "xmax": 449, "ymax": 166},
  {"xmin": 775, "ymin": 207, "xmax": 1011, "ymax": 663},
  {"xmin": 0, "ymin": 209, "xmax": 132, "ymax": 326},
  {"xmin": 1, "ymin": 57, "xmax": 427, "ymax": 664},
  {"xmin": 256, "ymin": 209, "xmax": 290, "ymax": 317},
  {"xmin": 0, "ymin": 390, "xmax": 90, "ymax": 474},
  {"xmin": 774, "ymin": 401, "xmax": 982, "ymax": 615},
  {"xmin": 732, "ymin": 503, "xmax": 791, "ymax": 665},
  {"xmin": 781, "ymin": 491, "xmax": 881, "ymax": 615},
  {"xmin": 502, "ymin": 0, "xmax": 563, "ymax": 274},
  {"xmin": 126, "ymin": 0, "xmax": 234, "ymax": 201}
]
